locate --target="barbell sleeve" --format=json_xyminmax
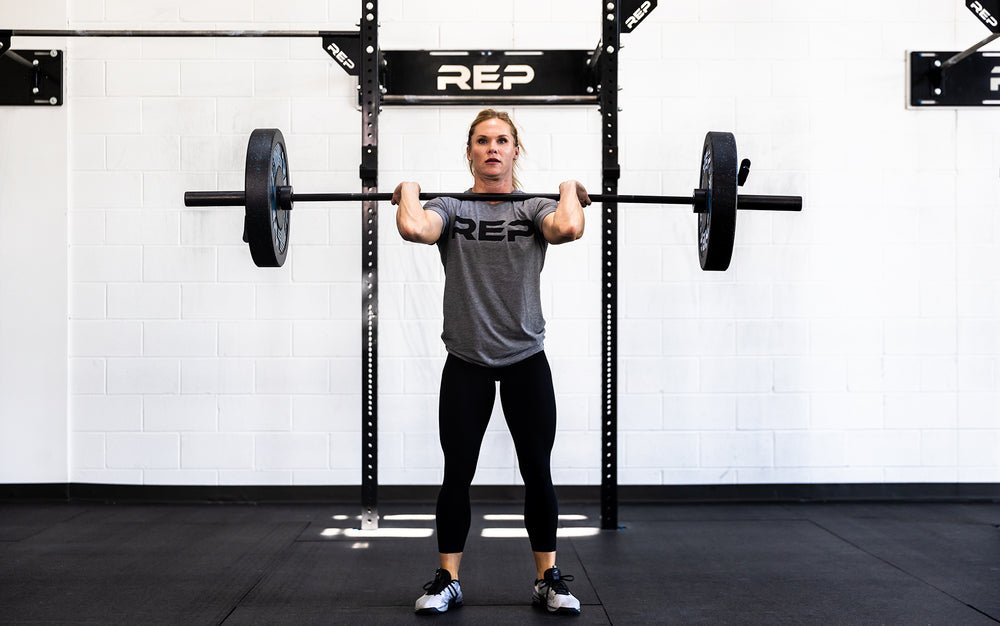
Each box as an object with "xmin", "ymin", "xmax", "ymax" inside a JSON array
[
  {"xmin": 184, "ymin": 191, "xmax": 246, "ymax": 206},
  {"xmin": 736, "ymin": 194, "xmax": 802, "ymax": 212}
]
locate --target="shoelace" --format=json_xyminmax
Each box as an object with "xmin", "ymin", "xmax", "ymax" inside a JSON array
[
  {"xmin": 423, "ymin": 570, "xmax": 452, "ymax": 595},
  {"xmin": 546, "ymin": 573, "xmax": 574, "ymax": 595}
]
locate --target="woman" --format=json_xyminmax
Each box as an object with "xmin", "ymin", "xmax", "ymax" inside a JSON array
[{"xmin": 392, "ymin": 109, "xmax": 589, "ymax": 615}]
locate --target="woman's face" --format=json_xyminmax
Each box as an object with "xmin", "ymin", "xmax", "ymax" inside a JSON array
[{"xmin": 466, "ymin": 118, "xmax": 519, "ymax": 184}]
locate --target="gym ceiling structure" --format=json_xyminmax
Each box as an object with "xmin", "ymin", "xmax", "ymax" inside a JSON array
[{"xmin": 1, "ymin": 1, "xmax": 999, "ymax": 623}]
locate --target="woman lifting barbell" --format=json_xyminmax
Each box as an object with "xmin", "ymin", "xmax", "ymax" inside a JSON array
[{"xmin": 392, "ymin": 109, "xmax": 589, "ymax": 616}]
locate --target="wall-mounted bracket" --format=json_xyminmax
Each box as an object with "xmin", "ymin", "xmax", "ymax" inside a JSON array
[
  {"xmin": 0, "ymin": 48, "xmax": 62, "ymax": 106},
  {"xmin": 909, "ymin": 45, "xmax": 1000, "ymax": 107}
]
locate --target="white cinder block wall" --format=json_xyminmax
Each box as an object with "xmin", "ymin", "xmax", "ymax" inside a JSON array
[{"xmin": 3, "ymin": 0, "xmax": 999, "ymax": 487}]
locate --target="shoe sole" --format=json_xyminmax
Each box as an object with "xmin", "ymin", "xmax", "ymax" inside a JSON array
[
  {"xmin": 532, "ymin": 598, "xmax": 581, "ymax": 615},
  {"xmin": 415, "ymin": 601, "xmax": 463, "ymax": 615}
]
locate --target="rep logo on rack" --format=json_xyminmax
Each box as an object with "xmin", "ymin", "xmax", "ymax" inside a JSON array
[
  {"xmin": 968, "ymin": 0, "xmax": 1000, "ymax": 31},
  {"xmin": 437, "ymin": 64, "xmax": 535, "ymax": 91}
]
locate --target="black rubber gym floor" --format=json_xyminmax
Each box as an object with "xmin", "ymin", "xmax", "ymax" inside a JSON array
[{"xmin": 1, "ymin": 501, "xmax": 997, "ymax": 624}]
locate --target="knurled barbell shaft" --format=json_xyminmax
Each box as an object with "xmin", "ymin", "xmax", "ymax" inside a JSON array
[{"xmin": 183, "ymin": 189, "xmax": 803, "ymax": 211}]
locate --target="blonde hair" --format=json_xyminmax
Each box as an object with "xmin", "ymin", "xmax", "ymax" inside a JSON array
[{"xmin": 466, "ymin": 109, "xmax": 525, "ymax": 190}]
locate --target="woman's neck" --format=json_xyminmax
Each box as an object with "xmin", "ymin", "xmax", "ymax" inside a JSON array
[{"xmin": 472, "ymin": 176, "xmax": 514, "ymax": 194}]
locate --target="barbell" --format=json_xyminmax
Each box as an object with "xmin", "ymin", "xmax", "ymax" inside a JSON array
[{"xmin": 183, "ymin": 128, "xmax": 802, "ymax": 270}]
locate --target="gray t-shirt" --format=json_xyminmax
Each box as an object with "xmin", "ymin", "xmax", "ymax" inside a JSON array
[{"xmin": 425, "ymin": 191, "xmax": 558, "ymax": 367}]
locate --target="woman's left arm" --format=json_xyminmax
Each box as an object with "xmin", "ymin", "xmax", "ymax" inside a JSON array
[{"xmin": 541, "ymin": 180, "xmax": 589, "ymax": 244}]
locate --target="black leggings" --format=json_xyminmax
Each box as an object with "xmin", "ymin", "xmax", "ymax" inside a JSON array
[{"xmin": 435, "ymin": 351, "xmax": 558, "ymax": 554}]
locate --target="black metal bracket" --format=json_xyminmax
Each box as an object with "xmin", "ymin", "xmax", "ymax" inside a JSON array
[
  {"xmin": 322, "ymin": 32, "xmax": 361, "ymax": 77},
  {"xmin": 909, "ymin": 46, "xmax": 1000, "ymax": 107},
  {"xmin": 380, "ymin": 49, "xmax": 598, "ymax": 106},
  {"xmin": 0, "ymin": 47, "xmax": 62, "ymax": 106}
]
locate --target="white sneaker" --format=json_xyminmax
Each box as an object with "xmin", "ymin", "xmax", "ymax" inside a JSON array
[
  {"xmin": 414, "ymin": 568, "xmax": 463, "ymax": 615},
  {"xmin": 532, "ymin": 566, "xmax": 581, "ymax": 615}
]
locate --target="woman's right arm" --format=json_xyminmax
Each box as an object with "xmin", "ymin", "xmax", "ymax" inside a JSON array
[{"xmin": 393, "ymin": 181, "xmax": 444, "ymax": 244}]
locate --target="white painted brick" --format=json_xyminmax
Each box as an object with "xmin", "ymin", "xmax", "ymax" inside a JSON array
[
  {"xmin": 290, "ymin": 98, "xmax": 363, "ymax": 134},
  {"xmin": 105, "ymin": 0, "xmax": 178, "ymax": 21},
  {"xmin": 774, "ymin": 432, "xmax": 845, "ymax": 468},
  {"xmin": 958, "ymin": 430, "xmax": 1000, "ymax": 467},
  {"xmin": 700, "ymin": 432, "xmax": 774, "ymax": 468},
  {"xmin": 403, "ymin": 432, "xmax": 444, "ymax": 469},
  {"xmin": 255, "ymin": 359, "xmax": 329, "ymax": 394},
  {"xmin": 701, "ymin": 358, "xmax": 773, "ymax": 394},
  {"xmin": 70, "ymin": 321, "xmax": 142, "ymax": 357},
  {"xmin": 72, "ymin": 433, "xmax": 105, "ymax": 469},
  {"xmin": 106, "ymin": 210, "xmax": 180, "ymax": 245},
  {"xmin": 70, "ymin": 98, "xmax": 141, "ymax": 133},
  {"xmin": 293, "ymin": 395, "xmax": 362, "ymax": 432},
  {"xmin": 181, "ymin": 358, "xmax": 255, "ymax": 395},
  {"xmin": 144, "ymin": 321, "xmax": 217, "ymax": 357},
  {"xmin": 737, "ymin": 394, "xmax": 809, "ymax": 430},
  {"xmin": 737, "ymin": 319, "xmax": 808, "ymax": 356},
  {"xmin": 774, "ymin": 357, "xmax": 847, "ymax": 393},
  {"xmin": 73, "ymin": 469, "xmax": 143, "ymax": 484},
  {"xmin": 331, "ymin": 358, "xmax": 363, "ymax": 395},
  {"xmin": 71, "ymin": 395, "xmax": 142, "ymax": 432},
  {"xmin": 219, "ymin": 396, "xmax": 291, "ymax": 432},
  {"xmin": 142, "ymin": 470, "xmax": 217, "ymax": 485},
  {"xmin": 179, "ymin": 208, "xmax": 243, "ymax": 246},
  {"xmin": 552, "ymin": 432, "xmax": 600, "ymax": 468},
  {"xmin": 256, "ymin": 285, "xmax": 330, "ymax": 319},
  {"xmin": 885, "ymin": 319, "xmax": 957, "ymax": 356},
  {"xmin": 959, "ymin": 393, "xmax": 1000, "ymax": 428},
  {"xmin": 142, "ymin": 247, "xmax": 217, "ymax": 283},
  {"xmin": 106, "ymin": 61, "xmax": 179, "ymax": 97},
  {"xmin": 145, "ymin": 395, "xmax": 217, "ymax": 432},
  {"xmin": 289, "ymin": 246, "xmax": 360, "ymax": 283},
  {"xmin": 625, "ymin": 358, "xmax": 700, "ymax": 394},
  {"xmin": 625, "ymin": 432, "xmax": 699, "ymax": 467},
  {"xmin": 70, "ymin": 359, "xmax": 106, "ymax": 395},
  {"xmin": 215, "ymin": 98, "xmax": 291, "ymax": 135},
  {"xmin": 253, "ymin": 0, "xmax": 327, "ymax": 22},
  {"xmin": 181, "ymin": 135, "xmax": 246, "ymax": 173},
  {"xmin": 107, "ymin": 135, "xmax": 180, "ymax": 170},
  {"xmin": 810, "ymin": 393, "xmax": 884, "ymax": 430},
  {"xmin": 885, "ymin": 393, "xmax": 958, "ymax": 430},
  {"xmin": 140, "ymin": 39, "xmax": 216, "ymax": 60},
  {"xmin": 71, "ymin": 171, "xmax": 143, "ymax": 209},
  {"xmin": 178, "ymin": 0, "xmax": 252, "ymax": 22},
  {"xmin": 810, "ymin": 319, "xmax": 883, "ymax": 357},
  {"xmin": 218, "ymin": 248, "xmax": 291, "ymax": 283},
  {"xmin": 70, "ymin": 284, "xmax": 107, "ymax": 320},
  {"xmin": 957, "ymin": 357, "xmax": 997, "ymax": 393},
  {"xmin": 256, "ymin": 434, "xmax": 328, "ymax": 470},
  {"xmin": 107, "ymin": 359, "xmax": 180, "ymax": 395},
  {"xmin": 107, "ymin": 284, "xmax": 180, "ymax": 319},
  {"xmin": 107, "ymin": 434, "xmax": 179, "ymax": 469},
  {"xmin": 68, "ymin": 0, "xmax": 103, "ymax": 21},
  {"xmin": 71, "ymin": 135, "xmax": 106, "ymax": 172},
  {"xmin": 292, "ymin": 321, "xmax": 356, "ymax": 357},
  {"xmin": 663, "ymin": 395, "xmax": 736, "ymax": 431},
  {"xmin": 254, "ymin": 62, "xmax": 330, "ymax": 97},
  {"xmin": 921, "ymin": 430, "xmax": 958, "ymax": 467},
  {"xmin": 182, "ymin": 285, "xmax": 254, "ymax": 319},
  {"xmin": 294, "ymin": 470, "xmax": 358, "ymax": 485},
  {"xmin": 219, "ymin": 321, "xmax": 291, "ymax": 356},
  {"xmin": 218, "ymin": 470, "xmax": 292, "ymax": 485},
  {"xmin": 67, "ymin": 61, "xmax": 106, "ymax": 98},
  {"xmin": 699, "ymin": 283, "xmax": 773, "ymax": 319},
  {"xmin": 624, "ymin": 282, "xmax": 698, "ymax": 319},
  {"xmin": 180, "ymin": 61, "xmax": 254, "ymax": 96},
  {"xmin": 846, "ymin": 430, "xmax": 922, "ymax": 467}
]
